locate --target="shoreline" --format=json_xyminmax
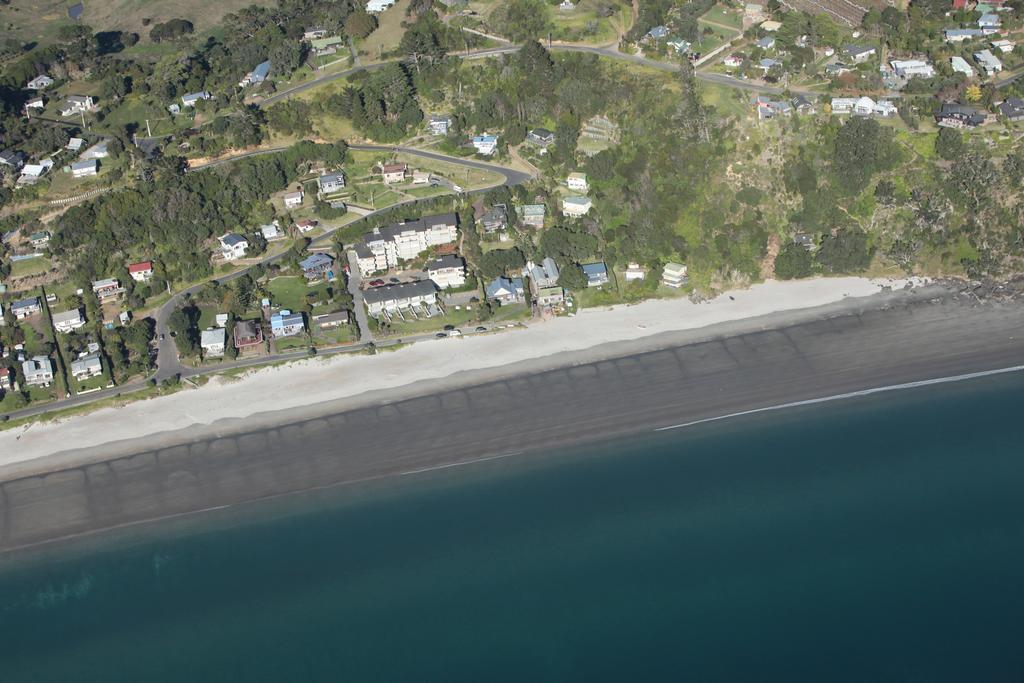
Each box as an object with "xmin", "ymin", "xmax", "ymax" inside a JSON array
[
  {"xmin": 0, "ymin": 276, "xmax": 914, "ymax": 473},
  {"xmin": 3, "ymin": 278, "xmax": 1024, "ymax": 552}
]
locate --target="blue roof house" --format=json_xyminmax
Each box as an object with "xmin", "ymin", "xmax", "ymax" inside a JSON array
[{"xmin": 581, "ymin": 262, "xmax": 609, "ymax": 287}]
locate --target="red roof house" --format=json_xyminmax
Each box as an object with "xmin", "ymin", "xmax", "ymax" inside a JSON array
[{"xmin": 128, "ymin": 261, "xmax": 154, "ymax": 282}]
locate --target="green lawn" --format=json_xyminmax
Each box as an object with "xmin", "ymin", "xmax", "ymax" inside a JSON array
[
  {"xmin": 76, "ymin": 372, "xmax": 112, "ymax": 392},
  {"xmin": 267, "ymin": 276, "xmax": 311, "ymax": 311},
  {"xmin": 693, "ymin": 22, "xmax": 740, "ymax": 54},
  {"xmin": 549, "ymin": 0, "xmax": 631, "ymax": 45},
  {"xmin": 10, "ymin": 256, "xmax": 51, "ymax": 279},
  {"xmin": 376, "ymin": 306, "xmax": 478, "ymax": 336},
  {"xmin": 700, "ymin": 3, "xmax": 743, "ymax": 30},
  {"xmin": 273, "ymin": 334, "xmax": 312, "ymax": 351},
  {"xmin": 358, "ymin": 0, "xmax": 411, "ymax": 61},
  {"xmin": 488, "ymin": 302, "xmax": 530, "ymax": 323},
  {"xmin": 313, "ymin": 324, "xmax": 356, "ymax": 346}
]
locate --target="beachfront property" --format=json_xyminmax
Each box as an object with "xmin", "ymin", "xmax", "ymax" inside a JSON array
[
  {"xmin": 58, "ymin": 95, "xmax": 96, "ymax": 117},
  {"xmin": 518, "ymin": 204, "xmax": 546, "ymax": 228},
  {"xmin": 299, "ymin": 253, "xmax": 335, "ymax": 281},
  {"xmin": 218, "ymin": 233, "xmax": 249, "ymax": 260},
  {"xmin": 313, "ymin": 310, "xmax": 350, "ymax": 329},
  {"xmin": 52, "ymin": 308, "xmax": 86, "ymax": 333},
  {"xmin": 70, "ymin": 352, "xmax": 102, "ymax": 380},
  {"xmin": 426, "ymin": 255, "xmax": 467, "ymax": 289},
  {"xmin": 472, "ymin": 134, "xmax": 498, "ymax": 155},
  {"xmin": 11, "ymin": 297, "xmax": 41, "ymax": 320},
  {"xmin": 890, "ymin": 59, "xmax": 935, "ymax": 79},
  {"xmin": 951, "ymin": 56, "xmax": 975, "ymax": 77},
  {"xmin": 26, "ymin": 74, "xmax": 54, "ymax": 90},
  {"xmin": 317, "ymin": 172, "xmax": 346, "ymax": 198},
  {"xmin": 486, "ymin": 276, "xmax": 526, "ymax": 305},
  {"xmin": 354, "ymin": 213, "xmax": 459, "ymax": 276},
  {"xmin": 581, "ymin": 262, "xmax": 610, "ymax": 287},
  {"xmin": 128, "ymin": 261, "xmax": 154, "ymax": 282},
  {"xmin": 363, "ymin": 280, "xmax": 439, "ymax": 317},
  {"xmin": 975, "ymin": 50, "xmax": 1003, "ymax": 75},
  {"xmin": 625, "ymin": 262, "xmax": 647, "ymax": 282},
  {"xmin": 662, "ymin": 262, "xmax": 689, "ymax": 288},
  {"xmin": 381, "ymin": 163, "xmax": 408, "ymax": 184},
  {"xmin": 71, "ymin": 159, "xmax": 98, "ymax": 178},
  {"xmin": 830, "ymin": 97, "xmax": 897, "ymax": 117},
  {"xmin": 271, "ymin": 310, "xmax": 306, "ymax": 338},
  {"xmin": 92, "ymin": 278, "xmax": 124, "ymax": 302},
  {"xmin": 181, "ymin": 91, "xmax": 212, "ymax": 107},
  {"xmin": 566, "ymin": 172, "xmax": 588, "ymax": 192},
  {"xmin": 534, "ymin": 286, "xmax": 565, "ymax": 306},
  {"xmin": 239, "ymin": 60, "xmax": 271, "ymax": 87},
  {"xmin": 22, "ymin": 356, "xmax": 54, "ymax": 387},
  {"xmin": 793, "ymin": 233, "xmax": 817, "ymax": 251},
  {"xmin": 283, "ymin": 190, "xmax": 304, "ymax": 209},
  {"xmin": 428, "ymin": 115, "xmax": 452, "ymax": 135},
  {"xmin": 201, "ymin": 327, "xmax": 226, "ymax": 357},
  {"xmin": 234, "ymin": 320, "xmax": 264, "ymax": 352},
  {"xmin": 562, "ymin": 196, "xmax": 592, "ymax": 218},
  {"xmin": 528, "ymin": 258, "xmax": 561, "ymax": 288}
]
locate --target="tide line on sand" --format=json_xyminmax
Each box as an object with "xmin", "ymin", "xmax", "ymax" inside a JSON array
[
  {"xmin": 0, "ymin": 277, "xmax": 917, "ymax": 467},
  {"xmin": 655, "ymin": 363, "xmax": 1024, "ymax": 433}
]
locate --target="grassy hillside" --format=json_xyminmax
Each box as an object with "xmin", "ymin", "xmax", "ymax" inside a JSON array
[{"xmin": 0, "ymin": 0, "xmax": 275, "ymax": 46}]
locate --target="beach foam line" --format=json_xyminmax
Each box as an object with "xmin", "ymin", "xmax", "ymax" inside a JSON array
[
  {"xmin": 654, "ymin": 364, "xmax": 1024, "ymax": 433},
  {"xmin": 400, "ymin": 451, "xmax": 524, "ymax": 476}
]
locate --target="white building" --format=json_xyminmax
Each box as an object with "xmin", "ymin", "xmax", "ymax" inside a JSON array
[
  {"xmin": 951, "ymin": 56, "xmax": 975, "ymax": 77},
  {"xmin": 425, "ymin": 255, "xmax": 467, "ymax": 289},
  {"xmin": 218, "ymin": 233, "xmax": 249, "ymax": 260},
  {"xmin": 975, "ymin": 50, "xmax": 1003, "ymax": 75},
  {"xmin": 71, "ymin": 159, "xmax": 98, "ymax": 178},
  {"xmin": 991, "ymin": 40, "xmax": 1015, "ymax": 54},
  {"xmin": 26, "ymin": 75, "xmax": 54, "ymax": 90},
  {"xmin": 58, "ymin": 95, "xmax": 95, "ymax": 117},
  {"xmin": 561, "ymin": 196, "xmax": 592, "ymax": 217},
  {"xmin": 566, "ymin": 172, "xmax": 588, "ymax": 192},
  {"xmin": 201, "ymin": 328, "xmax": 226, "ymax": 357},
  {"xmin": 472, "ymin": 134, "xmax": 498, "ymax": 155},
  {"xmin": 624, "ymin": 263, "xmax": 646, "ymax": 282},
  {"xmin": 22, "ymin": 356, "xmax": 54, "ymax": 386},
  {"xmin": 890, "ymin": 59, "xmax": 935, "ymax": 79},
  {"xmin": 354, "ymin": 214, "xmax": 458, "ymax": 276},
  {"xmin": 70, "ymin": 352, "xmax": 102, "ymax": 379},
  {"xmin": 830, "ymin": 96, "xmax": 896, "ymax": 117},
  {"xmin": 181, "ymin": 91, "xmax": 212, "ymax": 107},
  {"xmin": 283, "ymin": 190, "xmax": 303, "ymax": 209},
  {"xmin": 52, "ymin": 308, "xmax": 86, "ymax": 333},
  {"xmin": 366, "ymin": 0, "xmax": 397, "ymax": 12},
  {"xmin": 662, "ymin": 262, "xmax": 689, "ymax": 288}
]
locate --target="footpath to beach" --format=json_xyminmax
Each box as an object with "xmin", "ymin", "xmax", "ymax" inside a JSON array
[{"xmin": 4, "ymin": 276, "xmax": 1024, "ymax": 552}]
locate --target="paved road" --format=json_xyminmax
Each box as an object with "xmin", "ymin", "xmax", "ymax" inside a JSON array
[{"xmin": 346, "ymin": 250, "xmax": 373, "ymax": 343}]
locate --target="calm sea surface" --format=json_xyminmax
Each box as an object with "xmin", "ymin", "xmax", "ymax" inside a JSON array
[{"xmin": 3, "ymin": 372, "xmax": 1024, "ymax": 682}]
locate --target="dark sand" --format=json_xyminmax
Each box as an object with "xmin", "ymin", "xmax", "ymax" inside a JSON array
[{"xmin": 2, "ymin": 288, "xmax": 1023, "ymax": 554}]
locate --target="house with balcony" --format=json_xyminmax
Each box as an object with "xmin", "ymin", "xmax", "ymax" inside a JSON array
[
  {"xmin": 426, "ymin": 255, "xmax": 466, "ymax": 289},
  {"xmin": 271, "ymin": 310, "xmax": 305, "ymax": 338},
  {"xmin": 22, "ymin": 356, "xmax": 54, "ymax": 386},
  {"xmin": 92, "ymin": 278, "xmax": 124, "ymax": 302},
  {"xmin": 52, "ymin": 308, "xmax": 86, "ymax": 333},
  {"xmin": 218, "ymin": 233, "xmax": 249, "ymax": 260},
  {"xmin": 128, "ymin": 261, "xmax": 154, "ymax": 282},
  {"xmin": 354, "ymin": 214, "xmax": 459, "ymax": 276}
]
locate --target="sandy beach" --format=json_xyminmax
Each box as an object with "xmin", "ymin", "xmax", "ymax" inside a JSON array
[
  {"xmin": 1, "ymin": 277, "xmax": 910, "ymax": 469},
  {"xmin": 6, "ymin": 275, "xmax": 1024, "ymax": 552}
]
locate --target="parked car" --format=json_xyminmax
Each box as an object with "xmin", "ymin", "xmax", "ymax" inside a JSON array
[
  {"xmin": 443, "ymin": 324, "xmax": 455, "ymax": 331},
  {"xmin": 435, "ymin": 332, "xmax": 447, "ymax": 338},
  {"xmin": 389, "ymin": 277, "xmax": 400, "ymax": 283},
  {"xmin": 369, "ymin": 279, "xmax": 385, "ymax": 286},
  {"xmin": 475, "ymin": 326, "xmax": 487, "ymax": 332}
]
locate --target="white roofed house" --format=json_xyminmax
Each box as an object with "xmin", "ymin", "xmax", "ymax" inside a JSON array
[
  {"xmin": 428, "ymin": 115, "xmax": 452, "ymax": 135},
  {"xmin": 71, "ymin": 159, "xmax": 98, "ymax": 178},
  {"xmin": 24, "ymin": 96, "xmax": 45, "ymax": 111},
  {"xmin": 366, "ymin": 0, "xmax": 397, "ymax": 12},
  {"xmin": 201, "ymin": 327, "xmax": 227, "ymax": 357},
  {"xmin": 17, "ymin": 158, "xmax": 54, "ymax": 185},
  {"xmin": 283, "ymin": 189, "xmax": 304, "ymax": 209},
  {"xmin": 92, "ymin": 278, "xmax": 125, "ymax": 302},
  {"xmin": 975, "ymin": 50, "xmax": 1003, "ymax": 75},
  {"xmin": 425, "ymin": 255, "xmax": 466, "ymax": 289},
  {"xmin": 951, "ymin": 56, "xmax": 975, "ymax": 77},
  {"xmin": 181, "ymin": 91, "xmax": 212, "ymax": 107},
  {"xmin": 26, "ymin": 74, "xmax": 54, "ymax": 90},
  {"xmin": 70, "ymin": 352, "xmax": 103, "ymax": 380},
  {"xmin": 991, "ymin": 40, "xmax": 1014, "ymax": 54},
  {"xmin": 843, "ymin": 45, "xmax": 876, "ymax": 63},
  {"xmin": 472, "ymin": 134, "xmax": 498, "ymax": 155},
  {"xmin": 22, "ymin": 356, "xmax": 54, "ymax": 386},
  {"xmin": 661, "ymin": 262, "xmax": 689, "ymax": 288},
  {"xmin": 58, "ymin": 95, "xmax": 96, "ymax": 117},
  {"xmin": 624, "ymin": 262, "xmax": 646, "ymax": 282},
  {"xmin": 561, "ymin": 196, "xmax": 592, "ymax": 218},
  {"xmin": 566, "ymin": 172, "xmax": 588, "ymax": 192},
  {"xmin": 890, "ymin": 59, "xmax": 935, "ymax": 79},
  {"xmin": 260, "ymin": 222, "xmax": 283, "ymax": 241},
  {"xmin": 52, "ymin": 308, "xmax": 86, "ymax": 333},
  {"xmin": 271, "ymin": 310, "xmax": 306, "ymax": 338},
  {"xmin": 218, "ymin": 233, "xmax": 249, "ymax": 261}
]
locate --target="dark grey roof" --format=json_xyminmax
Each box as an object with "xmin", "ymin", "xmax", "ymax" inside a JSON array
[
  {"xmin": 365, "ymin": 213, "xmax": 458, "ymax": 242},
  {"xmin": 426, "ymin": 255, "xmax": 465, "ymax": 271},
  {"xmin": 998, "ymin": 97, "xmax": 1024, "ymax": 118},
  {"xmin": 936, "ymin": 102, "xmax": 986, "ymax": 126},
  {"xmin": 221, "ymin": 233, "xmax": 247, "ymax": 246},
  {"xmin": 363, "ymin": 280, "xmax": 437, "ymax": 304},
  {"xmin": 12, "ymin": 297, "xmax": 40, "ymax": 309},
  {"xmin": 300, "ymin": 253, "xmax": 334, "ymax": 270}
]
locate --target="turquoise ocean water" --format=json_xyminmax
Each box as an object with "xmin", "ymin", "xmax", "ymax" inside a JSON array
[{"xmin": 3, "ymin": 372, "xmax": 1024, "ymax": 681}]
